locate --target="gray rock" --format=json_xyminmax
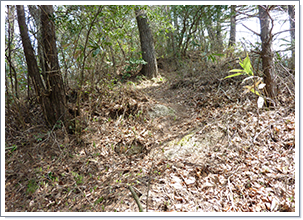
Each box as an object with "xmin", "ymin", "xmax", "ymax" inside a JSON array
[{"xmin": 148, "ymin": 104, "xmax": 175, "ymax": 119}]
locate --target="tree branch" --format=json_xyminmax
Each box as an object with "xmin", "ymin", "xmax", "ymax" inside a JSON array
[
  {"xmin": 128, "ymin": 185, "xmax": 144, "ymax": 212},
  {"xmin": 273, "ymin": 28, "xmax": 295, "ymax": 37},
  {"xmin": 241, "ymin": 23, "xmax": 260, "ymax": 36}
]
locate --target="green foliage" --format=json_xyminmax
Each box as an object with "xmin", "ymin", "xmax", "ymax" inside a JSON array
[
  {"xmin": 5, "ymin": 144, "xmax": 17, "ymax": 153},
  {"xmin": 123, "ymin": 58, "xmax": 147, "ymax": 79},
  {"xmin": 47, "ymin": 171, "xmax": 56, "ymax": 181},
  {"xmin": 26, "ymin": 179, "xmax": 39, "ymax": 194},
  {"xmin": 71, "ymin": 171, "xmax": 84, "ymax": 185},
  {"xmin": 34, "ymin": 134, "xmax": 43, "ymax": 142},
  {"xmin": 225, "ymin": 55, "xmax": 266, "ymax": 108},
  {"xmin": 225, "ymin": 55, "xmax": 254, "ymax": 78},
  {"xmin": 205, "ymin": 53, "xmax": 225, "ymax": 63},
  {"xmin": 55, "ymin": 120, "xmax": 63, "ymax": 129},
  {"xmin": 279, "ymin": 38, "xmax": 293, "ymax": 50},
  {"xmin": 94, "ymin": 196, "xmax": 104, "ymax": 205}
]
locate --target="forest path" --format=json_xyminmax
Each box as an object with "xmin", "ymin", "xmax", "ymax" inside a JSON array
[
  {"xmin": 138, "ymin": 72, "xmax": 193, "ymax": 118},
  {"xmin": 135, "ymin": 70, "xmax": 221, "ymax": 159},
  {"xmin": 135, "ymin": 71, "xmax": 204, "ymax": 151}
]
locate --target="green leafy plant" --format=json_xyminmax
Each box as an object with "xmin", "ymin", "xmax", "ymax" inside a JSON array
[
  {"xmin": 71, "ymin": 171, "xmax": 84, "ymax": 185},
  {"xmin": 123, "ymin": 58, "xmax": 147, "ymax": 78},
  {"xmin": 202, "ymin": 52, "xmax": 224, "ymax": 63},
  {"xmin": 225, "ymin": 55, "xmax": 266, "ymax": 108},
  {"xmin": 26, "ymin": 179, "xmax": 39, "ymax": 194},
  {"xmin": 47, "ymin": 171, "xmax": 56, "ymax": 181},
  {"xmin": 55, "ymin": 120, "xmax": 63, "ymax": 129},
  {"xmin": 94, "ymin": 197, "xmax": 104, "ymax": 205},
  {"xmin": 225, "ymin": 54, "xmax": 254, "ymax": 78},
  {"xmin": 5, "ymin": 144, "xmax": 17, "ymax": 153}
]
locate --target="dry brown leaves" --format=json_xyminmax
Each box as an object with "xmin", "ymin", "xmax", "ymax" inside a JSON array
[{"xmin": 5, "ymin": 63, "xmax": 296, "ymax": 213}]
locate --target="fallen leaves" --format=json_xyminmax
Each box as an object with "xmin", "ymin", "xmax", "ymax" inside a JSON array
[{"xmin": 5, "ymin": 64, "xmax": 296, "ymax": 213}]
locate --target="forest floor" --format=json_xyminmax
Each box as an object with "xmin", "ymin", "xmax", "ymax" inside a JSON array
[{"xmin": 5, "ymin": 59, "xmax": 296, "ymax": 213}]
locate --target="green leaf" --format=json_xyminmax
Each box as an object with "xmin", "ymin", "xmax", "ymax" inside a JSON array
[
  {"xmin": 224, "ymin": 72, "xmax": 243, "ymax": 79},
  {"xmin": 240, "ymin": 55, "xmax": 254, "ymax": 76},
  {"xmin": 250, "ymin": 88, "xmax": 260, "ymax": 96},
  {"xmin": 229, "ymin": 69, "xmax": 244, "ymax": 73},
  {"xmin": 212, "ymin": 53, "xmax": 225, "ymax": 57},
  {"xmin": 92, "ymin": 48, "xmax": 101, "ymax": 57}
]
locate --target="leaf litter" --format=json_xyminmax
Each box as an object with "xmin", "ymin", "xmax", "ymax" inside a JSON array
[{"xmin": 5, "ymin": 61, "xmax": 295, "ymax": 212}]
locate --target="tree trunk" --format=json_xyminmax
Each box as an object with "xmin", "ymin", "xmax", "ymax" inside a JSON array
[
  {"xmin": 288, "ymin": 5, "xmax": 295, "ymax": 70},
  {"xmin": 136, "ymin": 8, "xmax": 158, "ymax": 78},
  {"xmin": 17, "ymin": 5, "xmax": 69, "ymax": 127},
  {"xmin": 215, "ymin": 21, "xmax": 223, "ymax": 53},
  {"xmin": 206, "ymin": 22, "xmax": 215, "ymax": 52},
  {"xmin": 215, "ymin": 7, "xmax": 223, "ymax": 53},
  {"xmin": 228, "ymin": 5, "xmax": 236, "ymax": 47},
  {"xmin": 227, "ymin": 5, "xmax": 236, "ymax": 58},
  {"xmin": 41, "ymin": 5, "xmax": 69, "ymax": 126},
  {"xmin": 258, "ymin": 5, "xmax": 277, "ymax": 101},
  {"xmin": 7, "ymin": 5, "xmax": 18, "ymax": 99},
  {"xmin": 16, "ymin": 5, "xmax": 51, "ymax": 123},
  {"xmin": 181, "ymin": 6, "xmax": 204, "ymax": 57},
  {"xmin": 165, "ymin": 6, "xmax": 174, "ymax": 56},
  {"xmin": 28, "ymin": 5, "xmax": 46, "ymax": 79}
]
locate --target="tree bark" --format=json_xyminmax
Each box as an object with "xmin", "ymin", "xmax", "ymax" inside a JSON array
[
  {"xmin": 288, "ymin": 5, "xmax": 295, "ymax": 70},
  {"xmin": 228, "ymin": 5, "xmax": 236, "ymax": 47},
  {"xmin": 7, "ymin": 5, "xmax": 18, "ymax": 99},
  {"xmin": 172, "ymin": 6, "xmax": 179, "ymax": 57},
  {"xmin": 17, "ymin": 5, "xmax": 69, "ymax": 127},
  {"xmin": 28, "ymin": 5, "xmax": 46, "ymax": 79},
  {"xmin": 215, "ymin": 7, "xmax": 224, "ymax": 54},
  {"xmin": 215, "ymin": 20, "xmax": 223, "ymax": 53},
  {"xmin": 41, "ymin": 5, "xmax": 69, "ymax": 126},
  {"xmin": 136, "ymin": 8, "xmax": 158, "ymax": 78},
  {"xmin": 16, "ymin": 5, "xmax": 50, "ymax": 123},
  {"xmin": 206, "ymin": 17, "xmax": 215, "ymax": 53},
  {"xmin": 258, "ymin": 5, "xmax": 277, "ymax": 101}
]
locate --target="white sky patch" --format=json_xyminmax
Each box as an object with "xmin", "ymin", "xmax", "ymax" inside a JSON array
[{"xmin": 236, "ymin": 8, "xmax": 292, "ymax": 57}]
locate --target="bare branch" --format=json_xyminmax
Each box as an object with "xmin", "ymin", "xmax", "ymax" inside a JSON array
[
  {"xmin": 273, "ymin": 28, "xmax": 295, "ymax": 37},
  {"xmin": 128, "ymin": 185, "xmax": 144, "ymax": 212},
  {"xmin": 241, "ymin": 23, "xmax": 260, "ymax": 36},
  {"xmin": 265, "ymin": 7, "xmax": 275, "ymax": 38}
]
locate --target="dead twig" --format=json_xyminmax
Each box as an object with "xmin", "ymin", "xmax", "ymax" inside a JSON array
[{"xmin": 128, "ymin": 185, "xmax": 144, "ymax": 212}]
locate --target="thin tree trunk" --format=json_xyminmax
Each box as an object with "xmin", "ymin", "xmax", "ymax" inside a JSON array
[
  {"xmin": 228, "ymin": 5, "xmax": 236, "ymax": 47},
  {"xmin": 206, "ymin": 22, "xmax": 215, "ymax": 52},
  {"xmin": 227, "ymin": 5, "xmax": 236, "ymax": 58},
  {"xmin": 172, "ymin": 6, "xmax": 179, "ymax": 57},
  {"xmin": 258, "ymin": 5, "xmax": 277, "ymax": 101},
  {"xmin": 76, "ymin": 6, "xmax": 103, "ymax": 121},
  {"xmin": 136, "ymin": 8, "xmax": 158, "ymax": 78},
  {"xmin": 7, "ymin": 5, "xmax": 18, "ymax": 99},
  {"xmin": 288, "ymin": 5, "xmax": 295, "ymax": 70},
  {"xmin": 165, "ymin": 6, "xmax": 173, "ymax": 56},
  {"xmin": 117, "ymin": 40, "xmax": 126, "ymax": 61},
  {"xmin": 5, "ymin": 62, "xmax": 11, "ymax": 110},
  {"xmin": 216, "ymin": 12, "xmax": 223, "ymax": 54},
  {"xmin": 181, "ymin": 6, "xmax": 204, "ymax": 57}
]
